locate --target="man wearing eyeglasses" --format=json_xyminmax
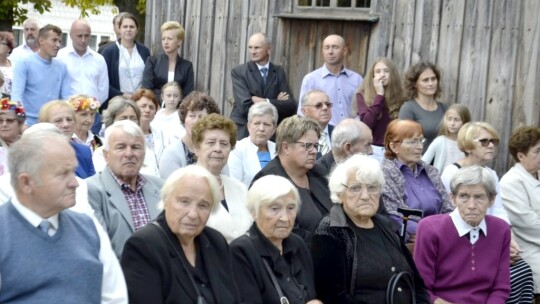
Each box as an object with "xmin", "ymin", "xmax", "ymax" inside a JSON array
[
  {"xmin": 297, "ymin": 34, "xmax": 362, "ymax": 125},
  {"xmin": 301, "ymin": 90, "xmax": 334, "ymax": 158},
  {"xmin": 230, "ymin": 32, "xmax": 296, "ymax": 140}
]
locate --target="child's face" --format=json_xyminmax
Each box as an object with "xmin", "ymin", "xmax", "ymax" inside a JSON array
[
  {"xmin": 162, "ymin": 86, "xmax": 181, "ymax": 110},
  {"xmin": 445, "ymin": 109, "xmax": 463, "ymax": 134}
]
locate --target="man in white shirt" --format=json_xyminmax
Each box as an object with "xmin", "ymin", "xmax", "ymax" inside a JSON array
[
  {"xmin": 0, "ymin": 128, "xmax": 127, "ymax": 303},
  {"xmin": 58, "ymin": 19, "xmax": 109, "ymax": 105},
  {"xmin": 9, "ymin": 18, "xmax": 40, "ymax": 65}
]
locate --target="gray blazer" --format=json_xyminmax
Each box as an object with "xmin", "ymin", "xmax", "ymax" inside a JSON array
[{"xmin": 87, "ymin": 169, "xmax": 164, "ymax": 258}]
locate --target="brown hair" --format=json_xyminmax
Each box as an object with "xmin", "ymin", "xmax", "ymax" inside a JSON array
[
  {"xmin": 178, "ymin": 91, "xmax": 220, "ymax": 124},
  {"xmin": 438, "ymin": 104, "xmax": 471, "ymax": 136},
  {"xmin": 403, "ymin": 61, "xmax": 443, "ymax": 100},
  {"xmin": 508, "ymin": 126, "xmax": 540, "ymax": 162},
  {"xmin": 132, "ymin": 88, "xmax": 160, "ymax": 110},
  {"xmin": 0, "ymin": 31, "xmax": 15, "ymax": 51},
  {"xmin": 191, "ymin": 113, "xmax": 237, "ymax": 149}
]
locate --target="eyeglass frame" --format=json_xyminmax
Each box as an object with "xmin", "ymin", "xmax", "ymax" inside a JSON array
[
  {"xmin": 294, "ymin": 141, "xmax": 319, "ymax": 152},
  {"xmin": 303, "ymin": 102, "xmax": 333, "ymax": 110},
  {"xmin": 397, "ymin": 138, "xmax": 427, "ymax": 146},
  {"xmin": 474, "ymin": 138, "xmax": 500, "ymax": 147},
  {"xmin": 341, "ymin": 183, "xmax": 381, "ymax": 195}
]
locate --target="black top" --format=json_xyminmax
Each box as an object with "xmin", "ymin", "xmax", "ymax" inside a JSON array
[{"xmin": 230, "ymin": 223, "xmax": 318, "ymax": 304}]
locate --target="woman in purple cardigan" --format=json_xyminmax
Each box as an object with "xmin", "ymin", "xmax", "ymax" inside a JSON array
[{"xmin": 414, "ymin": 165, "xmax": 511, "ymax": 303}]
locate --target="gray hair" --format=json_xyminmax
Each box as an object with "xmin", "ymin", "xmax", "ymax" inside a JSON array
[
  {"xmin": 102, "ymin": 96, "xmax": 141, "ymax": 128},
  {"xmin": 331, "ymin": 118, "xmax": 364, "ymax": 149},
  {"xmin": 161, "ymin": 165, "xmax": 221, "ymax": 212},
  {"xmin": 247, "ymin": 175, "xmax": 300, "ymax": 218},
  {"xmin": 328, "ymin": 154, "xmax": 385, "ymax": 203},
  {"xmin": 450, "ymin": 165, "xmax": 497, "ymax": 200},
  {"xmin": 301, "ymin": 90, "xmax": 328, "ymax": 107},
  {"xmin": 9, "ymin": 129, "xmax": 69, "ymax": 189},
  {"xmin": 247, "ymin": 102, "xmax": 278, "ymax": 125},
  {"xmin": 23, "ymin": 18, "xmax": 40, "ymax": 28},
  {"xmin": 103, "ymin": 120, "xmax": 145, "ymax": 151},
  {"xmin": 276, "ymin": 115, "xmax": 320, "ymax": 155}
]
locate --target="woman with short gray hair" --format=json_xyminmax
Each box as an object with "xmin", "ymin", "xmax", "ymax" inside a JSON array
[
  {"xmin": 230, "ymin": 175, "xmax": 322, "ymax": 304},
  {"xmin": 415, "ymin": 165, "xmax": 511, "ymax": 303},
  {"xmin": 228, "ymin": 102, "xmax": 278, "ymax": 186}
]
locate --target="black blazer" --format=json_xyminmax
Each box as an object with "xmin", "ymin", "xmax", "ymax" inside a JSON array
[
  {"xmin": 251, "ymin": 156, "xmax": 332, "ymax": 243},
  {"xmin": 120, "ymin": 212, "xmax": 241, "ymax": 304},
  {"xmin": 316, "ymin": 151, "xmax": 336, "ymax": 178},
  {"xmin": 230, "ymin": 224, "xmax": 318, "ymax": 304},
  {"xmin": 101, "ymin": 41, "xmax": 150, "ymax": 106},
  {"xmin": 142, "ymin": 53, "xmax": 194, "ymax": 102},
  {"xmin": 230, "ymin": 61, "xmax": 296, "ymax": 139}
]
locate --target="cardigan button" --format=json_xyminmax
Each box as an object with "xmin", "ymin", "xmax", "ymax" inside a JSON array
[{"xmin": 391, "ymin": 266, "xmax": 396, "ymax": 272}]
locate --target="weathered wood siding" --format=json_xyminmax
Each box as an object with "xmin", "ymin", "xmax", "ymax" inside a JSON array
[{"xmin": 145, "ymin": 0, "xmax": 540, "ymax": 174}]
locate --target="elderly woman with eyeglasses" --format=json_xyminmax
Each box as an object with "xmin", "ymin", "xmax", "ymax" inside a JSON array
[
  {"xmin": 251, "ymin": 115, "xmax": 332, "ymax": 243},
  {"xmin": 311, "ymin": 154, "xmax": 429, "ymax": 303},
  {"xmin": 440, "ymin": 121, "xmax": 535, "ymax": 303},
  {"xmin": 0, "ymin": 98, "xmax": 25, "ymax": 175},
  {"xmin": 382, "ymin": 119, "xmax": 453, "ymax": 242},
  {"xmin": 414, "ymin": 166, "xmax": 511, "ymax": 304}
]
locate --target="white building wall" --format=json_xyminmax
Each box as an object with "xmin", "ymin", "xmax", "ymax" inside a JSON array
[{"xmin": 13, "ymin": 0, "xmax": 118, "ymax": 50}]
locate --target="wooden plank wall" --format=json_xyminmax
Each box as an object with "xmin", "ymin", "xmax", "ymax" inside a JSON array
[{"xmin": 144, "ymin": 0, "xmax": 540, "ymax": 174}]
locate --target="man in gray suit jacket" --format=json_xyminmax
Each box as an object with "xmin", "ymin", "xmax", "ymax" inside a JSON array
[
  {"xmin": 87, "ymin": 120, "xmax": 164, "ymax": 258},
  {"xmin": 230, "ymin": 32, "xmax": 296, "ymax": 139}
]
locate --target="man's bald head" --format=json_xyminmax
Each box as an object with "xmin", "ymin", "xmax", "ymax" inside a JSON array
[{"xmin": 70, "ymin": 19, "xmax": 91, "ymax": 56}]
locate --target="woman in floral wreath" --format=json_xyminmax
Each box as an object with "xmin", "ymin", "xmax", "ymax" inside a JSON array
[
  {"xmin": 67, "ymin": 94, "xmax": 102, "ymax": 152},
  {"xmin": 0, "ymin": 97, "xmax": 25, "ymax": 175}
]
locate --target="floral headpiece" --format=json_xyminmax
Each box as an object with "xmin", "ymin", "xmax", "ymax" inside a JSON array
[
  {"xmin": 67, "ymin": 96, "xmax": 101, "ymax": 112},
  {"xmin": 0, "ymin": 98, "xmax": 26, "ymax": 117}
]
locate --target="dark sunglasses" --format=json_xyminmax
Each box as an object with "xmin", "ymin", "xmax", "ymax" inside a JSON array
[
  {"xmin": 475, "ymin": 138, "xmax": 500, "ymax": 147},
  {"xmin": 304, "ymin": 102, "xmax": 333, "ymax": 109}
]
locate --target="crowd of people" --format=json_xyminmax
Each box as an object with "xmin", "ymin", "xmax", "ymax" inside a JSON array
[{"xmin": 0, "ymin": 12, "xmax": 539, "ymax": 304}]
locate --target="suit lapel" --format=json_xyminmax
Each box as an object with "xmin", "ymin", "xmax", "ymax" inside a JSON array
[
  {"xmin": 101, "ymin": 170, "xmax": 135, "ymax": 231},
  {"xmin": 263, "ymin": 62, "xmax": 277, "ymax": 96},
  {"xmin": 142, "ymin": 178, "xmax": 161, "ymax": 221},
  {"xmin": 248, "ymin": 61, "xmax": 265, "ymax": 96}
]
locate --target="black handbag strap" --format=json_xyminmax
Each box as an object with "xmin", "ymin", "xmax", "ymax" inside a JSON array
[
  {"xmin": 261, "ymin": 259, "xmax": 290, "ymax": 304},
  {"xmin": 151, "ymin": 222, "xmax": 206, "ymax": 303},
  {"xmin": 386, "ymin": 271, "xmax": 416, "ymax": 304}
]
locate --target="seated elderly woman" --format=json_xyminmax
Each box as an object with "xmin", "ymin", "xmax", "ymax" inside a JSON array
[
  {"xmin": 39, "ymin": 100, "xmax": 95, "ymax": 178},
  {"xmin": 382, "ymin": 119, "xmax": 453, "ymax": 241},
  {"xmin": 67, "ymin": 94, "xmax": 102, "ymax": 151},
  {"xmin": 0, "ymin": 98, "xmax": 25, "ymax": 175},
  {"xmin": 252, "ymin": 115, "xmax": 332, "ymax": 243},
  {"xmin": 440, "ymin": 121, "xmax": 534, "ymax": 303},
  {"xmin": 121, "ymin": 165, "xmax": 240, "ymax": 303},
  {"xmin": 92, "ymin": 96, "xmax": 160, "ymax": 176},
  {"xmin": 414, "ymin": 165, "xmax": 511, "ymax": 303},
  {"xmin": 230, "ymin": 175, "xmax": 322, "ymax": 304},
  {"xmin": 228, "ymin": 102, "xmax": 277, "ymax": 186},
  {"xmin": 191, "ymin": 113, "xmax": 252, "ymax": 242},
  {"xmin": 159, "ymin": 91, "xmax": 221, "ymax": 179},
  {"xmin": 501, "ymin": 126, "xmax": 540, "ymax": 296},
  {"xmin": 311, "ymin": 154, "xmax": 429, "ymax": 303}
]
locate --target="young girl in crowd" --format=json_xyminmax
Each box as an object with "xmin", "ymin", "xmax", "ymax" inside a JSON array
[
  {"xmin": 151, "ymin": 82, "xmax": 185, "ymax": 147},
  {"xmin": 355, "ymin": 57, "xmax": 404, "ymax": 162},
  {"xmin": 422, "ymin": 103, "xmax": 471, "ymax": 172}
]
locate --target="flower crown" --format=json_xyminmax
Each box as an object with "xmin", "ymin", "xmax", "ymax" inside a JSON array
[
  {"xmin": 68, "ymin": 96, "xmax": 101, "ymax": 112},
  {"xmin": 0, "ymin": 98, "xmax": 26, "ymax": 117}
]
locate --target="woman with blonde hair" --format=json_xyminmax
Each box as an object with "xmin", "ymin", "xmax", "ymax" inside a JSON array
[
  {"xmin": 356, "ymin": 57, "xmax": 404, "ymax": 162},
  {"xmin": 142, "ymin": 21, "xmax": 194, "ymax": 102}
]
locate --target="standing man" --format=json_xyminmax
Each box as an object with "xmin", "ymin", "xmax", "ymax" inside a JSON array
[
  {"xmin": 300, "ymin": 90, "xmax": 334, "ymax": 158},
  {"xmin": 9, "ymin": 18, "xmax": 40, "ymax": 65},
  {"xmin": 297, "ymin": 34, "xmax": 362, "ymax": 125},
  {"xmin": 230, "ymin": 32, "xmax": 296, "ymax": 139},
  {"xmin": 0, "ymin": 129, "xmax": 127, "ymax": 303},
  {"xmin": 58, "ymin": 20, "xmax": 109, "ymax": 106},
  {"xmin": 87, "ymin": 120, "xmax": 164, "ymax": 258},
  {"xmin": 11, "ymin": 24, "xmax": 71, "ymax": 126}
]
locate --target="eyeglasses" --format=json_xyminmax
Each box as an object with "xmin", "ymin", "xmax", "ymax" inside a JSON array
[
  {"xmin": 400, "ymin": 138, "xmax": 426, "ymax": 146},
  {"xmin": 456, "ymin": 192, "xmax": 489, "ymax": 203},
  {"xmin": 304, "ymin": 102, "xmax": 333, "ymax": 109},
  {"xmin": 294, "ymin": 141, "xmax": 319, "ymax": 152},
  {"xmin": 342, "ymin": 183, "xmax": 380, "ymax": 195},
  {"xmin": 0, "ymin": 118, "xmax": 17, "ymax": 125},
  {"xmin": 475, "ymin": 138, "xmax": 499, "ymax": 147}
]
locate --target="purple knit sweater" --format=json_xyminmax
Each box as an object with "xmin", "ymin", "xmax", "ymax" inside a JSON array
[{"xmin": 414, "ymin": 214, "xmax": 510, "ymax": 304}]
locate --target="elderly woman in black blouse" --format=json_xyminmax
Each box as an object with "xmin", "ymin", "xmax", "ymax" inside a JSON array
[{"xmin": 230, "ymin": 175, "xmax": 322, "ymax": 304}]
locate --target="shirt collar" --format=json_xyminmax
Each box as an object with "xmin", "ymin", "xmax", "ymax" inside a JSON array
[
  {"xmin": 11, "ymin": 195, "xmax": 59, "ymax": 230},
  {"xmin": 256, "ymin": 62, "xmax": 270, "ymax": 70},
  {"xmin": 321, "ymin": 63, "xmax": 348, "ymax": 77},
  {"xmin": 450, "ymin": 209, "xmax": 487, "ymax": 237},
  {"xmin": 66, "ymin": 44, "xmax": 91, "ymax": 57},
  {"xmin": 395, "ymin": 158, "xmax": 426, "ymax": 175},
  {"xmin": 108, "ymin": 168, "xmax": 146, "ymax": 191}
]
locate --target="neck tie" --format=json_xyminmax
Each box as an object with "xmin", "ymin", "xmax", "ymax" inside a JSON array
[
  {"xmin": 260, "ymin": 67, "xmax": 268, "ymax": 85},
  {"xmin": 319, "ymin": 132, "xmax": 330, "ymax": 155},
  {"xmin": 39, "ymin": 220, "xmax": 52, "ymax": 236}
]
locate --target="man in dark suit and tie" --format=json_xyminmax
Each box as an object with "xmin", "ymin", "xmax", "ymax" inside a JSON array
[{"xmin": 230, "ymin": 32, "xmax": 296, "ymax": 139}]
